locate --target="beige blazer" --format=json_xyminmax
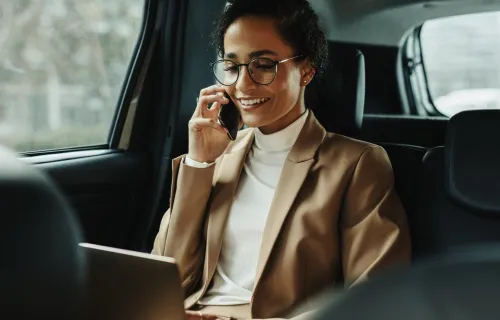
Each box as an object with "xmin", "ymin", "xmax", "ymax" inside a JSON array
[{"xmin": 152, "ymin": 111, "xmax": 411, "ymax": 318}]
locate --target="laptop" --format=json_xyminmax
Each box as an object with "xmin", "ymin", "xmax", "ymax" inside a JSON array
[{"xmin": 80, "ymin": 243, "xmax": 186, "ymax": 320}]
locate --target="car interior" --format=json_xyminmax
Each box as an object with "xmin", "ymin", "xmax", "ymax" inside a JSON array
[{"xmin": 2, "ymin": 0, "xmax": 500, "ymax": 318}]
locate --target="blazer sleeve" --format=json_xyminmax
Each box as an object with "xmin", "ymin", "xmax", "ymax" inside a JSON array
[
  {"xmin": 340, "ymin": 145, "xmax": 411, "ymax": 286},
  {"xmin": 151, "ymin": 154, "xmax": 216, "ymax": 296}
]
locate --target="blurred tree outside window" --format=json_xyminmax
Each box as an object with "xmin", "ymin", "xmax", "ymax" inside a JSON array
[{"xmin": 0, "ymin": 0, "xmax": 144, "ymax": 152}]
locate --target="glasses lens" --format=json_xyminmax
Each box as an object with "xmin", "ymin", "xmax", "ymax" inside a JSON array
[
  {"xmin": 248, "ymin": 58, "xmax": 276, "ymax": 85},
  {"xmin": 213, "ymin": 60, "xmax": 239, "ymax": 86}
]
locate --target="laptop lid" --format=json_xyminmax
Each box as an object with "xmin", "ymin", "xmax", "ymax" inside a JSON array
[{"xmin": 80, "ymin": 243, "xmax": 186, "ymax": 320}]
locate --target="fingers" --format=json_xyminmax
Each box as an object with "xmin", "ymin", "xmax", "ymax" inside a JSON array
[
  {"xmin": 185, "ymin": 311, "xmax": 203, "ymax": 320},
  {"xmin": 185, "ymin": 311, "xmax": 225, "ymax": 320},
  {"xmin": 200, "ymin": 85, "xmax": 227, "ymax": 96},
  {"xmin": 185, "ymin": 311, "xmax": 197, "ymax": 320},
  {"xmin": 193, "ymin": 86, "xmax": 229, "ymax": 118},
  {"xmin": 203, "ymin": 98, "xmax": 228, "ymax": 118},
  {"xmin": 198, "ymin": 94, "xmax": 229, "ymax": 110},
  {"xmin": 189, "ymin": 117, "xmax": 229, "ymax": 136}
]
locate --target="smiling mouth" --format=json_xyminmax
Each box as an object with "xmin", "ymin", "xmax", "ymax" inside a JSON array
[{"xmin": 238, "ymin": 97, "xmax": 270, "ymax": 110}]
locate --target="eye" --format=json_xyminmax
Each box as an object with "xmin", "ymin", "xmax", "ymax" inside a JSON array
[
  {"xmin": 224, "ymin": 65, "xmax": 238, "ymax": 74},
  {"xmin": 251, "ymin": 59, "xmax": 275, "ymax": 71},
  {"xmin": 254, "ymin": 62, "xmax": 274, "ymax": 70}
]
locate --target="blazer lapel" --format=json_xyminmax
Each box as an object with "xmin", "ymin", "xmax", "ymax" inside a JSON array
[
  {"xmin": 253, "ymin": 112, "xmax": 327, "ymax": 293},
  {"xmin": 201, "ymin": 131, "xmax": 254, "ymax": 293}
]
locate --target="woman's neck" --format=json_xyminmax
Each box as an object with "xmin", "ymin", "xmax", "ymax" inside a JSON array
[{"xmin": 258, "ymin": 103, "xmax": 306, "ymax": 135}]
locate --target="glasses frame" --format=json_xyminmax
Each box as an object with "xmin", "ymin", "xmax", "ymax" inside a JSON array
[{"xmin": 211, "ymin": 55, "xmax": 304, "ymax": 86}]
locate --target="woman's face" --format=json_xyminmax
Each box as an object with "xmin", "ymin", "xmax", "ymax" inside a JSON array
[{"xmin": 223, "ymin": 16, "xmax": 314, "ymax": 134}]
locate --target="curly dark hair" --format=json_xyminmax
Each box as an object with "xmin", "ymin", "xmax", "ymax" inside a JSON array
[{"xmin": 210, "ymin": 0, "xmax": 328, "ymax": 75}]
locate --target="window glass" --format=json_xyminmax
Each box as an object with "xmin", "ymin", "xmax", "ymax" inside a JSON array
[
  {"xmin": 421, "ymin": 12, "xmax": 500, "ymax": 117},
  {"xmin": 0, "ymin": 1, "xmax": 144, "ymax": 152}
]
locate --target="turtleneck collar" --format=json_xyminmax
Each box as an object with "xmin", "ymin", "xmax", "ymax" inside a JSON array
[{"xmin": 253, "ymin": 110, "xmax": 309, "ymax": 152}]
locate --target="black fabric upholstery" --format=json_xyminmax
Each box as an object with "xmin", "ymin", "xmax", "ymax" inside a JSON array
[
  {"xmin": 304, "ymin": 42, "xmax": 425, "ymax": 225},
  {"xmin": 362, "ymin": 114, "xmax": 448, "ymax": 148},
  {"xmin": 445, "ymin": 110, "xmax": 500, "ymax": 217},
  {"xmin": 315, "ymin": 246, "xmax": 500, "ymax": 320},
  {"xmin": 412, "ymin": 147, "xmax": 500, "ymax": 260},
  {"xmin": 0, "ymin": 147, "xmax": 85, "ymax": 319},
  {"xmin": 380, "ymin": 143, "xmax": 427, "ymax": 219},
  {"xmin": 306, "ymin": 42, "xmax": 365, "ymax": 137},
  {"xmin": 409, "ymin": 110, "xmax": 500, "ymax": 260}
]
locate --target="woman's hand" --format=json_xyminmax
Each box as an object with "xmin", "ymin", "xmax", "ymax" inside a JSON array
[
  {"xmin": 188, "ymin": 85, "xmax": 232, "ymax": 163},
  {"xmin": 185, "ymin": 310, "xmax": 221, "ymax": 320},
  {"xmin": 186, "ymin": 310, "xmax": 285, "ymax": 320}
]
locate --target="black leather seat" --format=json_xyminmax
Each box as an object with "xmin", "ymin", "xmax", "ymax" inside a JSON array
[
  {"xmin": 307, "ymin": 42, "xmax": 427, "ymax": 223},
  {"xmin": 315, "ymin": 245, "xmax": 500, "ymax": 320},
  {"xmin": 383, "ymin": 143, "xmax": 427, "ymax": 224},
  {"xmin": 0, "ymin": 147, "xmax": 86, "ymax": 319},
  {"xmin": 306, "ymin": 42, "xmax": 365, "ymax": 137},
  {"xmin": 411, "ymin": 110, "xmax": 500, "ymax": 260}
]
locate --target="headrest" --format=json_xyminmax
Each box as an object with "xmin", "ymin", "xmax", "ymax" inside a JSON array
[
  {"xmin": 0, "ymin": 147, "xmax": 85, "ymax": 319},
  {"xmin": 445, "ymin": 110, "xmax": 500, "ymax": 217},
  {"xmin": 305, "ymin": 42, "xmax": 365, "ymax": 137},
  {"xmin": 315, "ymin": 245, "xmax": 500, "ymax": 320}
]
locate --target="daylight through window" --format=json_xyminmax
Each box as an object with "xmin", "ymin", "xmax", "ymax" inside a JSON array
[
  {"xmin": 0, "ymin": 1, "xmax": 144, "ymax": 152},
  {"xmin": 421, "ymin": 12, "xmax": 500, "ymax": 117}
]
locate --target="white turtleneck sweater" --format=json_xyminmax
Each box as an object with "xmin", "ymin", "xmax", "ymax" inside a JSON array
[{"xmin": 185, "ymin": 110, "xmax": 309, "ymax": 305}]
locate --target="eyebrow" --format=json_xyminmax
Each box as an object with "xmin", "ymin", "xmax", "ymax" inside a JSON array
[{"xmin": 224, "ymin": 49, "xmax": 279, "ymax": 59}]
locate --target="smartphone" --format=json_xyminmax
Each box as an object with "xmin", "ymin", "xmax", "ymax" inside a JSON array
[{"xmin": 218, "ymin": 93, "xmax": 241, "ymax": 141}]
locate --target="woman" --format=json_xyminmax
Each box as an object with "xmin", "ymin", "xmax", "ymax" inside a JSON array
[{"xmin": 152, "ymin": 0, "xmax": 411, "ymax": 319}]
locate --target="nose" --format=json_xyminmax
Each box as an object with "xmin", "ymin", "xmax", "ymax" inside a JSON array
[{"xmin": 235, "ymin": 65, "xmax": 257, "ymax": 92}]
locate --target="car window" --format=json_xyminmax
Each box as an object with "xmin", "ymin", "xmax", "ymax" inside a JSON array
[
  {"xmin": 0, "ymin": 1, "xmax": 144, "ymax": 153},
  {"xmin": 420, "ymin": 12, "xmax": 500, "ymax": 117}
]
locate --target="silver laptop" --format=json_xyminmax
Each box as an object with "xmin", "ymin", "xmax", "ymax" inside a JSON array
[{"xmin": 80, "ymin": 243, "xmax": 186, "ymax": 320}]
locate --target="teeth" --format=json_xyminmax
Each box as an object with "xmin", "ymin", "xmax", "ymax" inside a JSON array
[{"xmin": 240, "ymin": 98, "xmax": 269, "ymax": 106}]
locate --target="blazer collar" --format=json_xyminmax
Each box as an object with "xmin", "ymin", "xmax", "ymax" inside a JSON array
[
  {"xmin": 201, "ymin": 111, "xmax": 326, "ymax": 299},
  {"xmin": 252, "ymin": 111, "xmax": 326, "ymax": 294}
]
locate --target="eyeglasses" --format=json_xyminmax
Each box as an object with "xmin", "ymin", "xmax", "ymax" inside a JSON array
[{"xmin": 211, "ymin": 55, "xmax": 304, "ymax": 86}]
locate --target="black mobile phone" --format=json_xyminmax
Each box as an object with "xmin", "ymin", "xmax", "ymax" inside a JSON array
[{"xmin": 218, "ymin": 93, "xmax": 240, "ymax": 141}]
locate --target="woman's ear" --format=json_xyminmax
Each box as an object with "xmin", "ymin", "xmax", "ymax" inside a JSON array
[{"xmin": 301, "ymin": 66, "xmax": 316, "ymax": 87}]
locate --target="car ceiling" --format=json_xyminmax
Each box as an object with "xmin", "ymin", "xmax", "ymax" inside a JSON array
[{"xmin": 312, "ymin": 0, "xmax": 500, "ymax": 46}]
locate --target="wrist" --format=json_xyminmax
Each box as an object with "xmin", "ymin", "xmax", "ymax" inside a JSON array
[
  {"xmin": 187, "ymin": 153, "xmax": 215, "ymax": 163},
  {"xmin": 185, "ymin": 155, "xmax": 215, "ymax": 168}
]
